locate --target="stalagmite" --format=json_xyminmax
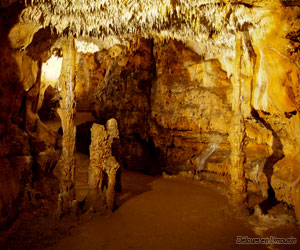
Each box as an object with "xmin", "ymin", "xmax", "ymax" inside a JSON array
[
  {"xmin": 87, "ymin": 119, "xmax": 120, "ymax": 213},
  {"xmin": 228, "ymin": 33, "xmax": 247, "ymax": 208},
  {"xmin": 56, "ymin": 36, "xmax": 77, "ymax": 217}
]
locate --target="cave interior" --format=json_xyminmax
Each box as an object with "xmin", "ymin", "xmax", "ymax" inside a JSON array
[{"xmin": 1, "ymin": 0, "xmax": 300, "ymax": 249}]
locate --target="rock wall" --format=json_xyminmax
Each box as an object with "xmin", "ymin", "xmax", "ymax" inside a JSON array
[
  {"xmin": 0, "ymin": 4, "xmax": 59, "ymax": 230},
  {"xmin": 150, "ymin": 40, "xmax": 233, "ymax": 179},
  {"xmin": 90, "ymin": 28, "xmax": 300, "ymax": 211},
  {"xmin": 92, "ymin": 39, "xmax": 158, "ymax": 173},
  {"xmin": 0, "ymin": 3, "xmax": 34, "ymax": 230}
]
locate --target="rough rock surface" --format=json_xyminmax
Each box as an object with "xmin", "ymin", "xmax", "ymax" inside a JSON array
[
  {"xmin": 87, "ymin": 119, "xmax": 120, "ymax": 213},
  {"xmin": 150, "ymin": 40, "xmax": 233, "ymax": 176},
  {"xmin": 0, "ymin": 4, "xmax": 34, "ymax": 229},
  {"xmin": 56, "ymin": 37, "xmax": 77, "ymax": 217},
  {"xmin": 1, "ymin": 0, "xmax": 300, "ymax": 228},
  {"xmin": 0, "ymin": 156, "xmax": 33, "ymax": 230},
  {"xmin": 89, "ymin": 27, "xmax": 300, "ymax": 213},
  {"xmin": 0, "ymin": 3, "xmax": 61, "ymax": 229},
  {"xmin": 92, "ymin": 39, "xmax": 157, "ymax": 172}
]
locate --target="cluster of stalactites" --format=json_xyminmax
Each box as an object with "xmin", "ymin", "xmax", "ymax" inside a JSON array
[{"xmin": 19, "ymin": 0, "xmax": 254, "ymax": 45}]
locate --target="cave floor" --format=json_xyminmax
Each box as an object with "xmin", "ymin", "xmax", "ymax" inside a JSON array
[
  {"xmin": 55, "ymin": 169, "xmax": 266, "ymax": 250},
  {"xmin": 50, "ymin": 164, "xmax": 299, "ymax": 250},
  {"xmin": 56, "ymin": 152, "xmax": 299, "ymax": 250},
  {"xmin": 2, "ymin": 157, "xmax": 300, "ymax": 250}
]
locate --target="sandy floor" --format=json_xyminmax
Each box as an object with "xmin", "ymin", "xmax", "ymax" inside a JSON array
[
  {"xmin": 49, "ymin": 165, "xmax": 270, "ymax": 250},
  {"xmin": 48, "ymin": 153, "xmax": 299, "ymax": 250},
  {"xmin": 75, "ymin": 153, "xmax": 89, "ymax": 203}
]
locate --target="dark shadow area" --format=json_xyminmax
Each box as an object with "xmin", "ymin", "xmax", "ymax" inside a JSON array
[
  {"xmin": 280, "ymin": 0, "xmax": 300, "ymax": 6},
  {"xmin": 0, "ymin": 2, "xmax": 24, "ymax": 128},
  {"xmin": 120, "ymin": 133, "xmax": 162, "ymax": 176},
  {"xmin": 27, "ymin": 27, "xmax": 59, "ymax": 62},
  {"xmin": 0, "ymin": 2, "xmax": 29, "ymax": 233},
  {"xmin": 38, "ymin": 85, "xmax": 60, "ymax": 122},
  {"xmin": 76, "ymin": 121, "xmax": 93, "ymax": 154},
  {"xmin": 251, "ymin": 109, "xmax": 283, "ymax": 213},
  {"xmin": 115, "ymin": 170, "xmax": 155, "ymax": 209},
  {"xmin": 1, "ymin": 213, "xmax": 80, "ymax": 250}
]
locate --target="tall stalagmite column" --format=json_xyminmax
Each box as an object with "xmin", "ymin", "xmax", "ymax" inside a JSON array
[
  {"xmin": 228, "ymin": 33, "xmax": 247, "ymax": 208},
  {"xmin": 87, "ymin": 119, "xmax": 120, "ymax": 214},
  {"xmin": 57, "ymin": 36, "xmax": 77, "ymax": 216}
]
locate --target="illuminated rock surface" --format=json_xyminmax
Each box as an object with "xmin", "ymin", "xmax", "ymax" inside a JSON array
[
  {"xmin": 1, "ymin": 0, "xmax": 300, "ymax": 244},
  {"xmin": 87, "ymin": 120, "xmax": 120, "ymax": 213}
]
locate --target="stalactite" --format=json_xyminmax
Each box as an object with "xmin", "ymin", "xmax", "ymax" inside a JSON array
[
  {"xmin": 19, "ymin": 0, "xmax": 250, "ymax": 46},
  {"xmin": 56, "ymin": 35, "xmax": 77, "ymax": 217},
  {"xmin": 228, "ymin": 32, "xmax": 247, "ymax": 209}
]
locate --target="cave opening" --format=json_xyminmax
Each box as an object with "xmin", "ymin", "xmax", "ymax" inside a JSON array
[{"xmin": 1, "ymin": 1, "xmax": 300, "ymax": 249}]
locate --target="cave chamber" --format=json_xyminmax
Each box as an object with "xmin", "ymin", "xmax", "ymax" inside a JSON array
[{"xmin": 1, "ymin": 0, "xmax": 300, "ymax": 249}]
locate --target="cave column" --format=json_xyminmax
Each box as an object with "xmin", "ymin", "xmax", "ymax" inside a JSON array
[
  {"xmin": 57, "ymin": 36, "xmax": 77, "ymax": 216},
  {"xmin": 87, "ymin": 124, "xmax": 107, "ymax": 212},
  {"xmin": 87, "ymin": 119, "xmax": 120, "ymax": 213},
  {"xmin": 228, "ymin": 33, "xmax": 247, "ymax": 208}
]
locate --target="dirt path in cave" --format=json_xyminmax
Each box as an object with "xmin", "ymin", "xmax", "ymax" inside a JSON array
[{"xmin": 49, "ymin": 163, "xmax": 270, "ymax": 250}]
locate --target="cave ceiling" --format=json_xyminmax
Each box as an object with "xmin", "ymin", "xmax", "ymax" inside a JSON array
[{"xmin": 1, "ymin": 0, "xmax": 298, "ymax": 60}]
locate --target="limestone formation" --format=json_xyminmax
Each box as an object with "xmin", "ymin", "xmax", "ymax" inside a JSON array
[
  {"xmin": 245, "ymin": 158, "xmax": 268, "ymax": 199},
  {"xmin": 90, "ymin": 30, "xmax": 300, "ymax": 219},
  {"xmin": 2, "ymin": 0, "xmax": 300, "ymax": 229},
  {"xmin": 0, "ymin": 155, "xmax": 33, "ymax": 228},
  {"xmin": 87, "ymin": 119, "xmax": 120, "ymax": 213},
  {"xmin": 56, "ymin": 36, "xmax": 77, "ymax": 217},
  {"xmin": 191, "ymin": 143, "xmax": 218, "ymax": 177},
  {"xmin": 228, "ymin": 34, "xmax": 247, "ymax": 208},
  {"xmin": 149, "ymin": 40, "xmax": 233, "ymax": 177},
  {"xmin": 271, "ymin": 156, "xmax": 300, "ymax": 205}
]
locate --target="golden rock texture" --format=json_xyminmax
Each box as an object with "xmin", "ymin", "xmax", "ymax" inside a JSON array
[
  {"xmin": 56, "ymin": 37, "xmax": 77, "ymax": 217},
  {"xmin": 150, "ymin": 40, "xmax": 232, "ymax": 177},
  {"xmin": 87, "ymin": 120, "xmax": 120, "ymax": 213},
  {"xmin": 227, "ymin": 34, "xmax": 247, "ymax": 207},
  {"xmin": 90, "ymin": 25, "xmax": 300, "ymax": 218},
  {"xmin": 1, "ymin": 0, "xmax": 300, "ymax": 227}
]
